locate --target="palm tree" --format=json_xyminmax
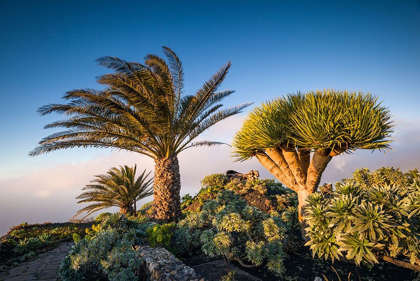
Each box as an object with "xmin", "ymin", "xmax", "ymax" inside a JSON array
[
  {"xmin": 30, "ymin": 47, "xmax": 250, "ymax": 221},
  {"xmin": 75, "ymin": 165, "xmax": 153, "ymax": 218},
  {"xmin": 233, "ymin": 90, "xmax": 393, "ymax": 230}
]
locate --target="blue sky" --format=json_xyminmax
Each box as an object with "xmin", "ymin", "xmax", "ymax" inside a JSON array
[{"xmin": 1, "ymin": 0, "xmax": 419, "ymax": 235}]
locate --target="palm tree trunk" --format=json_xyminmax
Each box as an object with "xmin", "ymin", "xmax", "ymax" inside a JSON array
[
  {"xmin": 153, "ymin": 156, "xmax": 182, "ymax": 222},
  {"xmin": 120, "ymin": 205, "xmax": 135, "ymax": 216}
]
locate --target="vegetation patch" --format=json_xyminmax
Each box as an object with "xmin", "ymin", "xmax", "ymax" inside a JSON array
[
  {"xmin": 0, "ymin": 221, "xmax": 92, "ymax": 271},
  {"xmin": 59, "ymin": 214, "xmax": 149, "ymax": 281}
]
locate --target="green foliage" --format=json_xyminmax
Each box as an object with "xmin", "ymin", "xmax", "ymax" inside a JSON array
[
  {"xmin": 84, "ymin": 224, "xmax": 101, "ymax": 240},
  {"xmin": 181, "ymin": 193, "xmax": 193, "ymax": 208},
  {"xmin": 201, "ymin": 173, "xmax": 227, "ymax": 188},
  {"xmin": 59, "ymin": 214, "xmax": 148, "ymax": 281},
  {"xmin": 186, "ymin": 173, "xmax": 297, "ymax": 217},
  {"xmin": 128, "ymin": 201, "xmax": 154, "ymax": 222},
  {"xmin": 407, "ymin": 168, "xmax": 420, "ymax": 183},
  {"xmin": 94, "ymin": 212, "xmax": 112, "ymax": 224},
  {"xmin": 336, "ymin": 167, "xmax": 412, "ymax": 189},
  {"xmin": 221, "ymin": 270, "xmax": 236, "ymax": 281},
  {"xmin": 226, "ymin": 178, "xmax": 268, "ymax": 195},
  {"xmin": 10, "ymin": 229, "xmax": 25, "ymax": 238},
  {"xmin": 175, "ymin": 190, "xmax": 294, "ymax": 276},
  {"xmin": 99, "ymin": 213, "xmax": 143, "ymax": 233},
  {"xmin": 138, "ymin": 201, "xmax": 153, "ymax": 211},
  {"xmin": 13, "ymin": 237, "xmax": 43, "ymax": 255},
  {"xmin": 146, "ymin": 223, "xmax": 176, "ymax": 248},
  {"xmin": 1, "ymin": 222, "xmax": 91, "ymax": 266},
  {"xmin": 305, "ymin": 177, "xmax": 420, "ymax": 268},
  {"xmin": 233, "ymin": 90, "xmax": 393, "ymax": 161},
  {"xmin": 60, "ymin": 228, "xmax": 143, "ymax": 281},
  {"xmin": 72, "ymin": 233, "xmax": 81, "ymax": 244}
]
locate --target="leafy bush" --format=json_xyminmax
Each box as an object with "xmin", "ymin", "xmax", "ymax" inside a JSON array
[
  {"xmin": 146, "ymin": 223, "xmax": 176, "ymax": 248},
  {"xmin": 185, "ymin": 173, "xmax": 298, "ymax": 216},
  {"xmin": 181, "ymin": 194, "xmax": 193, "ymax": 208},
  {"xmin": 72, "ymin": 233, "xmax": 81, "ymax": 244},
  {"xmin": 94, "ymin": 212, "xmax": 112, "ymax": 224},
  {"xmin": 60, "ymin": 228, "xmax": 143, "ymax": 281},
  {"xmin": 128, "ymin": 201, "xmax": 154, "ymax": 221},
  {"xmin": 336, "ymin": 167, "xmax": 419, "ymax": 189},
  {"xmin": 175, "ymin": 190, "xmax": 294, "ymax": 276},
  {"xmin": 138, "ymin": 201, "xmax": 153, "ymax": 212},
  {"xmin": 13, "ymin": 237, "xmax": 43, "ymax": 255},
  {"xmin": 305, "ymin": 180, "xmax": 420, "ymax": 268},
  {"xmin": 225, "ymin": 178, "xmax": 269, "ymax": 195},
  {"xmin": 201, "ymin": 173, "xmax": 227, "ymax": 188},
  {"xmin": 59, "ymin": 214, "xmax": 148, "ymax": 281}
]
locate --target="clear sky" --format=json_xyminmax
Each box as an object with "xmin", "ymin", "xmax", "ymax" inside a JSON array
[{"xmin": 1, "ymin": 0, "xmax": 420, "ymax": 235}]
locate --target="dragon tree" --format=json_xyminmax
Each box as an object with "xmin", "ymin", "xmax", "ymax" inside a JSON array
[{"xmin": 233, "ymin": 90, "xmax": 393, "ymax": 228}]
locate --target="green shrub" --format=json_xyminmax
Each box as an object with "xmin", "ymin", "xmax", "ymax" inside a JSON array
[
  {"xmin": 305, "ymin": 180, "xmax": 420, "ymax": 267},
  {"xmin": 13, "ymin": 237, "xmax": 43, "ymax": 255},
  {"xmin": 225, "ymin": 178, "xmax": 269, "ymax": 195},
  {"xmin": 72, "ymin": 233, "xmax": 81, "ymax": 244},
  {"xmin": 146, "ymin": 223, "xmax": 176, "ymax": 248},
  {"xmin": 181, "ymin": 193, "xmax": 193, "ymax": 208},
  {"xmin": 94, "ymin": 212, "xmax": 112, "ymax": 224},
  {"xmin": 10, "ymin": 229, "xmax": 25, "ymax": 239},
  {"xmin": 175, "ymin": 190, "xmax": 293, "ymax": 276},
  {"xmin": 201, "ymin": 173, "xmax": 227, "ymax": 188},
  {"xmin": 336, "ymin": 167, "xmax": 417, "ymax": 189},
  {"xmin": 59, "ymin": 216, "xmax": 147, "ymax": 281}
]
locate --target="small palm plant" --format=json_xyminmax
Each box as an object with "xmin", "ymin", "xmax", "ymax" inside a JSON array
[{"xmin": 75, "ymin": 165, "xmax": 153, "ymax": 218}]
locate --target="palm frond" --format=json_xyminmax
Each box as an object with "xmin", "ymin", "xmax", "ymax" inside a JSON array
[
  {"xmin": 31, "ymin": 47, "xmax": 248, "ymax": 160},
  {"xmin": 96, "ymin": 56, "xmax": 144, "ymax": 74},
  {"xmin": 162, "ymin": 46, "xmax": 184, "ymax": 100},
  {"xmin": 186, "ymin": 141, "xmax": 228, "ymax": 149}
]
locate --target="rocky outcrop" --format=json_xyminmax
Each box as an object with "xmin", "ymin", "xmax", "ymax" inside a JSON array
[
  {"xmin": 225, "ymin": 170, "xmax": 260, "ymax": 182},
  {"xmin": 134, "ymin": 245, "xmax": 203, "ymax": 281}
]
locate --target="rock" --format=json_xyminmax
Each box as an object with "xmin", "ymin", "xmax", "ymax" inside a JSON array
[
  {"xmin": 225, "ymin": 170, "xmax": 260, "ymax": 182},
  {"xmin": 135, "ymin": 245, "xmax": 201, "ymax": 281}
]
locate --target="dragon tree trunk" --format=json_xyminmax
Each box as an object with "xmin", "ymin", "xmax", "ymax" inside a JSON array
[
  {"xmin": 153, "ymin": 156, "xmax": 182, "ymax": 222},
  {"xmin": 255, "ymin": 147, "xmax": 333, "ymax": 238}
]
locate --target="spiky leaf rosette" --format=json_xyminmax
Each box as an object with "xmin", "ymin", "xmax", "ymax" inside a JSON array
[
  {"xmin": 305, "ymin": 177, "xmax": 420, "ymax": 268},
  {"xmin": 233, "ymin": 90, "xmax": 393, "ymax": 161}
]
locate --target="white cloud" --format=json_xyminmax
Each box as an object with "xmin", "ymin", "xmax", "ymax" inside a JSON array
[
  {"xmin": 1, "ymin": 116, "xmax": 419, "ymax": 235},
  {"xmin": 35, "ymin": 190, "xmax": 51, "ymax": 198},
  {"xmin": 330, "ymin": 155, "xmax": 346, "ymax": 172}
]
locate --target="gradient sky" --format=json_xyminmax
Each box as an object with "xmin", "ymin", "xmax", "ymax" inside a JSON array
[{"xmin": 1, "ymin": 0, "xmax": 420, "ymax": 235}]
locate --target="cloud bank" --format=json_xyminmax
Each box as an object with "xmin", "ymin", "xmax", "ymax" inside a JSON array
[{"xmin": 1, "ymin": 116, "xmax": 419, "ymax": 235}]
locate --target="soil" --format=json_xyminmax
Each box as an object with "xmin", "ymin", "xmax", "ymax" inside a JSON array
[{"xmin": 193, "ymin": 260, "xmax": 262, "ymax": 281}]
